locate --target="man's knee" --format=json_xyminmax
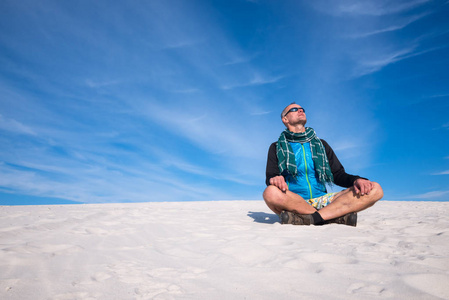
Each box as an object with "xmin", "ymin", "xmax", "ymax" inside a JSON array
[
  {"xmin": 263, "ymin": 185, "xmax": 284, "ymax": 214},
  {"xmin": 370, "ymin": 182, "xmax": 383, "ymax": 203},
  {"xmin": 263, "ymin": 185, "xmax": 281, "ymax": 203},
  {"xmin": 264, "ymin": 185, "xmax": 292, "ymax": 209}
]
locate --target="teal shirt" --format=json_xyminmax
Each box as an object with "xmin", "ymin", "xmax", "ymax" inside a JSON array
[{"xmin": 285, "ymin": 142, "xmax": 327, "ymax": 199}]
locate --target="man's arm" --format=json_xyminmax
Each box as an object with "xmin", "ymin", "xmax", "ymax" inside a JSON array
[
  {"xmin": 265, "ymin": 142, "xmax": 279, "ymax": 185},
  {"xmin": 265, "ymin": 142, "xmax": 289, "ymax": 192}
]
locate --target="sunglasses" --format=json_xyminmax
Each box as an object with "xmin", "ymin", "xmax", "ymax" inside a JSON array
[{"xmin": 284, "ymin": 107, "xmax": 305, "ymax": 117}]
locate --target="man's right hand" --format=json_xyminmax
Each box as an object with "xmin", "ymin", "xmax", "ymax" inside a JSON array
[{"xmin": 269, "ymin": 176, "xmax": 288, "ymax": 192}]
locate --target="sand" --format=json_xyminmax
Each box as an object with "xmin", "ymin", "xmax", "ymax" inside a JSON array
[{"xmin": 0, "ymin": 200, "xmax": 448, "ymax": 300}]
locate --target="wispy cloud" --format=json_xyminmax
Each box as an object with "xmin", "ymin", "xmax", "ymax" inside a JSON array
[
  {"xmin": 85, "ymin": 79, "xmax": 124, "ymax": 88},
  {"xmin": 351, "ymin": 44, "xmax": 446, "ymax": 77},
  {"xmin": 0, "ymin": 147, "xmax": 237, "ymax": 203},
  {"xmin": 160, "ymin": 39, "xmax": 203, "ymax": 50},
  {"xmin": 432, "ymin": 170, "xmax": 449, "ymax": 175},
  {"xmin": 407, "ymin": 190, "xmax": 449, "ymax": 199},
  {"xmin": 221, "ymin": 73, "xmax": 284, "ymax": 90},
  {"xmin": 330, "ymin": 141, "xmax": 358, "ymax": 152},
  {"xmin": 157, "ymin": 153, "xmax": 257, "ymax": 186},
  {"xmin": 223, "ymin": 53, "xmax": 259, "ymax": 66},
  {"xmin": 312, "ymin": 0, "xmax": 431, "ymax": 16},
  {"xmin": 0, "ymin": 114, "xmax": 36, "ymax": 135},
  {"xmin": 250, "ymin": 111, "xmax": 271, "ymax": 116},
  {"xmin": 137, "ymin": 101, "xmax": 262, "ymax": 159},
  {"xmin": 305, "ymin": 0, "xmax": 444, "ymax": 79},
  {"xmin": 171, "ymin": 88, "xmax": 201, "ymax": 94},
  {"xmin": 424, "ymin": 93, "xmax": 449, "ymax": 99},
  {"xmin": 352, "ymin": 46, "xmax": 417, "ymax": 77},
  {"xmin": 346, "ymin": 13, "xmax": 429, "ymax": 38}
]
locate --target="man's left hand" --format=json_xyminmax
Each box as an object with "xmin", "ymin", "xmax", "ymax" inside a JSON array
[{"xmin": 353, "ymin": 179, "xmax": 374, "ymax": 196}]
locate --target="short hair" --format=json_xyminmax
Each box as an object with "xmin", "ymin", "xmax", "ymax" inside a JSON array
[{"xmin": 281, "ymin": 102, "xmax": 297, "ymax": 118}]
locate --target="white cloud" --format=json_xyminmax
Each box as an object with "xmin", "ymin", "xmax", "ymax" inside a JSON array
[
  {"xmin": 407, "ymin": 190, "xmax": 449, "ymax": 199},
  {"xmin": 346, "ymin": 13, "xmax": 429, "ymax": 38},
  {"xmin": 221, "ymin": 73, "xmax": 284, "ymax": 90},
  {"xmin": 330, "ymin": 141, "xmax": 358, "ymax": 152},
  {"xmin": 305, "ymin": 1, "xmax": 443, "ymax": 79},
  {"xmin": 426, "ymin": 93, "xmax": 449, "ymax": 99},
  {"xmin": 250, "ymin": 111, "xmax": 271, "ymax": 116},
  {"xmin": 0, "ymin": 155, "xmax": 236, "ymax": 204},
  {"xmin": 172, "ymin": 88, "xmax": 201, "ymax": 94},
  {"xmin": 312, "ymin": 0, "xmax": 430, "ymax": 16},
  {"xmin": 0, "ymin": 114, "xmax": 36, "ymax": 136},
  {"xmin": 349, "ymin": 42, "xmax": 445, "ymax": 78},
  {"xmin": 85, "ymin": 79, "xmax": 123, "ymax": 88},
  {"xmin": 133, "ymin": 99, "xmax": 267, "ymax": 160},
  {"xmin": 432, "ymin": 170, "xmax": 449, "ymax": 175},
  {"xmin": 223, "ymin": 53, "xmax": 259, "ymax": 66},
  {"xmin": 352, "ymin": 46, "xmax": 417, "ymax": 77},
  {"xmin": 160, "ymin": 39, "xmax": 203, "ymax": 50}
]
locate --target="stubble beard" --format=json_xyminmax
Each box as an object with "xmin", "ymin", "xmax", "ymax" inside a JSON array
[{"xmin": 297, "ymin": 117, "xmax": 307, "ymax": 127}]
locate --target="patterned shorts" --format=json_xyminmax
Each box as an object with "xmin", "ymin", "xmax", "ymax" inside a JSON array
[{"xmin": 307, "ymin": 192, "xmax": 338, "ymax": 210}]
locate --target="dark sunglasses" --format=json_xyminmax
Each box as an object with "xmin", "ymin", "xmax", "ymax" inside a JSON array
[{"xmin": 284, "ymin": 107, "xmax": 305, "ymax": 117}]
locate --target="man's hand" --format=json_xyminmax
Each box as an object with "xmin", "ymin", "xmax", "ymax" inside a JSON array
[
  {"xmin": 269, "ymin": 175, "xmax": 288, "ymax": 192},
  {"xmin": 353, "ymin": 178, "xmax": 374, "ymax": 196}
]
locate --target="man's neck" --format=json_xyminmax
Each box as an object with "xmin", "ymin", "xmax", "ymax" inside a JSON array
[{"xmin": 287, "ymin": 124, "xmax": 306, "ymax": 133}]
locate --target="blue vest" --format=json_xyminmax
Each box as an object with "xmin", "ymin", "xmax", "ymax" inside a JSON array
[{"xmin": 285, "ymin": 142, "xmax": 327, "ymax": 199}]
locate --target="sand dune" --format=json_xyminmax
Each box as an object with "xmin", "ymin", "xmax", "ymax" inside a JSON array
[{"xmin": 1, "ymin": 200, "xmax": 448, "ymax": 299}]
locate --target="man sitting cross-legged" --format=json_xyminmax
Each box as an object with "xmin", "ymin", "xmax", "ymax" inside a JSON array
[{"xmin": 263, "ymin": 103, "xmax": 383, "ymax": 226}]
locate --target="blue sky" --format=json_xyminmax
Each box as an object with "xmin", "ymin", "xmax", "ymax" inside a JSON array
[{"xmin": 0, "ymin": 0, "xmax": 448, "ymax": 205}]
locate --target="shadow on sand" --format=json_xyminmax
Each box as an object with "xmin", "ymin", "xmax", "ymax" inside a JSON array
[{"xmin": 247, "ymin": 211, "xmax": 279, "ymax": 224}]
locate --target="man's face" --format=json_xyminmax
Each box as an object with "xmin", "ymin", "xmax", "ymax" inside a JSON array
[{"xmin": 282, "ymin": 104, "xmax": 307, "ymax": 126}]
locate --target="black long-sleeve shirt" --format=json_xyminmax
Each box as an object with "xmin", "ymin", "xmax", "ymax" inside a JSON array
[{"xmin": 265, "ymin": 139, "xmax": 365, "ymax": 188}]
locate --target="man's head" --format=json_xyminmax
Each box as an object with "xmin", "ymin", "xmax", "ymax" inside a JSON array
[{"xmin": 281, "ymin": 102, "xmax": 307, "ymax": 130}]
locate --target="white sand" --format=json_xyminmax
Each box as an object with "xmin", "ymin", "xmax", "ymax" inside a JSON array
[{"xmin": 0, "ymin": 200, "xmax": 448, "ymax": 300}]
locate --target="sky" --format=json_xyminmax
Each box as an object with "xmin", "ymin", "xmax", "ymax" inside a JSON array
[{"xmin": 0, "ymin": 0, "xmax": 448, "ymax": 205}]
